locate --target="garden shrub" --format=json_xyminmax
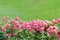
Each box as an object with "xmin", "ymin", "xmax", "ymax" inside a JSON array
[{"xmin": 0, "ymin": 16, "xmax": 60, "ymax": 40}]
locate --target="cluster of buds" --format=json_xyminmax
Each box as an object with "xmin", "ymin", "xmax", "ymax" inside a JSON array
[{"xmin": 1, "ymin": 16, "xmax": 60, "ymax": 40}]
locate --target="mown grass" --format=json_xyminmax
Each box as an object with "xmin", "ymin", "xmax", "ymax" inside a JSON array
[{"xmin": 0, "ymin": 0, "xmax": 59, "ymax": 21}]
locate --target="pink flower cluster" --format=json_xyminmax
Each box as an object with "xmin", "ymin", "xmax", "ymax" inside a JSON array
[
  {"xmin": 1, "ymin": 16, "xmax": 60, "ymax": 39},
  {"xmin": 20, "ymin": 20, "xmax": 58, "ymax": 34},
  {"xmin": 53, "ymin": 18, "xmax": 60, "ymax": 24},
  {"xmin": 20, "ymin": 19, "xmax": 60, "ymax": 40},
  {"xmin": 2, "ymin": 16, "xmax": 21, "ymax": 38}
]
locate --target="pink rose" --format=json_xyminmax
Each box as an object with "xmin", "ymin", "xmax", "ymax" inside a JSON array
[
  {"xmin": 15, "ymin": 16, "xmax": 19, "ymax": 21},
  {"xmin": 2, "ymin": 26, "xmax": 6, "ymax": 32},
  {"xmin": 6, "ymin": 33, "xmax": 12, "ymax": 38}
]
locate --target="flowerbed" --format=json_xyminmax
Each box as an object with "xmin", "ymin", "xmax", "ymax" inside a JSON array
[{"xmin": 0, "ymin": 16, "xmax": 60, "ymax": 40}]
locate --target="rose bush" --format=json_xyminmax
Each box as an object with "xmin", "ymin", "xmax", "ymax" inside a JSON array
[{"xmin": 0, "ymin": 16, "xmax": 60, "ymax": 40}]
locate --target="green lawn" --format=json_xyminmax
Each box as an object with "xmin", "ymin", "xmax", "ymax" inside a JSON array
[{"xmin": 0, "ymin": 0, "xmax": 59, "ymax": 21}]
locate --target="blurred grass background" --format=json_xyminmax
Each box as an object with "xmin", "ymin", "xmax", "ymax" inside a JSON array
[{"xmin": 0, "ymin": 0, "xmax": 59, "ymax": 21}]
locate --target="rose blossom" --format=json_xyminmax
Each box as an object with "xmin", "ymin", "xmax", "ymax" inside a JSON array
[
  {"xmin": 6, "ymin": 33, "xmax": 12, "ymax": 38},
  {"xmin": 15, "ymin": 16, "xmax": 19, "ymax": 21},
  {"xmin": 47, "ymin": 26, "xmax": 58, "ymax": 34},
  {"xmin": 2, "ymin": 26, "xmax": 6, "ymax": 32},
  {"xmin": 57, "ymin": 31, "xmax": 60, "ymax": 40}
]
